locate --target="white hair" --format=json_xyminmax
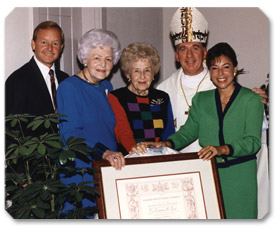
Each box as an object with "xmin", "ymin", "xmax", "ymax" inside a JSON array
[{"xmin": 77, "ymin": 29, "xmax": 121, "ymax": 65}]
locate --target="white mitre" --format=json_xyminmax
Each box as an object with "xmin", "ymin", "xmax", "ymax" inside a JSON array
[{"xmin": 170, "ymin": 7, "xmax": 209, "ymax": 46}]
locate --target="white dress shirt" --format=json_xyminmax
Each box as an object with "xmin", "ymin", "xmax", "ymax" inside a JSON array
[{"xmin": 34, "ymin": 56, "xmax": 58, "ymax": 108}]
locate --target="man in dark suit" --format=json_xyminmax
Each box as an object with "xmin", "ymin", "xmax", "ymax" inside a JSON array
[
  {"xmin": 5, "ymin": 21, "xmax": 69, "ymax": 184},
  {"xmin": 5, "ymin": 21, "xmax": 69, "ymax": 116}
]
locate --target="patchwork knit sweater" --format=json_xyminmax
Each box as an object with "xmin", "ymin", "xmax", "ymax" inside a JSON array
[{"xmin": 108, "ymin": 87, "xmax": 175, "ymax": 154}]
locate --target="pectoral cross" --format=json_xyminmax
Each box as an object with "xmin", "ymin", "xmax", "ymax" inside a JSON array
[
  {"xmin": 174, "ymin": 109, "xmax": 190, "ymax": 128},
  {"xmin": 185, "ymin": 106, "xmax": 191, "ymax": 115}
]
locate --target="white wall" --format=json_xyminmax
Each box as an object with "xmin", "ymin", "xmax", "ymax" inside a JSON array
[
  {"xmin": 5, "ymin": 7, "xmax": 269, "ymax": 90},
  {"xmin": 5, "ymin": 8, "xmax": 34, "ymax": 78},
  {"xmin": 104, "ymin": 7, "xmax": 163, "ymax": 89},
  {"xmin": 162, "ymin": 7, "xmax": 177, "ymax": 86}
]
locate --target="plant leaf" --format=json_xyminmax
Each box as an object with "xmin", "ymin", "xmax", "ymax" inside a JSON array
[
  {"xmin": 28, "ymin": 119, "xmax": 44, "ymax": 131},
  {"xmin": 37, "ymin": 200, "xmax": 51, "ymax": 210},
  {"xmin": 39, "ymin": 190, "xmax": 51, "ymax": 201},
  {"xmin": 18, "ymin": 146, "xmax": 29, "ymax": 156},
  {"xmin": 38, "ymin": 144, "xmax": 46, "ymax": 155},
  {"xmin": 45, "ymin": 141, "xmax": 61, "ymax": 149},
  {"xmin": 26, "ymin": 144, "xmax": 37, "ymax": 155},
  {"xmin": 32, "ymin": 207, "xmax": 45, "ymax": 219},
  {"xmin": 74, "ymin": 191, "xmax": 83, "ymax": 202},
  {"xmin": 59, "ymin": 152, "xmax": 67, "ymax": 165},
  {"xmin": 11, "ymin": 119, "xmax": 18, "ymax": 127}
]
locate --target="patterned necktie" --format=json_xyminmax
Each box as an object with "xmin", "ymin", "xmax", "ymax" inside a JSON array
[{"xmin": 49, "ymin": 69, "xmax": 57, "ymax": 113}]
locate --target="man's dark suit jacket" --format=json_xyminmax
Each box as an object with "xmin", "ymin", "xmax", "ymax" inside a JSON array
[
  {"xmin": 5, "ymin": 57, "xmax": 69, "ymax": 116},
  {"xmin": 5, "ymin": 57, "xmax": 69, "ymax": 182}
]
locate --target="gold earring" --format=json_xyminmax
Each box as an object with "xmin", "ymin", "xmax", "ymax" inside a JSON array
[
  {"xmin": 83, "ymin": 63, "xmax": 88, "ymax": 68},
  {"xmin": 234, "ymin": 72, "xmax": 237, "ymax": 76}
]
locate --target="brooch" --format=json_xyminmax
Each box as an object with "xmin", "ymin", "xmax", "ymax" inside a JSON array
[{"xmin": 150, "ymin": 98, "xmax": 164, "ymax": 106}]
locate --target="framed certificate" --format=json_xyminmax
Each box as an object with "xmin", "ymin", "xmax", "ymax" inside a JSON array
[{"xmin": 93, "ymin": 153, "xmax": 225, "ymax": 219}]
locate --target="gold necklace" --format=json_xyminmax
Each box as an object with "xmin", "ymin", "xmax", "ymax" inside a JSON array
[
  {"xmin": 179, "ymin": 69, "xmax": 208, "ymax": 115},
  {"xmin": 82, "ymin": 70, "xmax": 99, "ymax": 86}
]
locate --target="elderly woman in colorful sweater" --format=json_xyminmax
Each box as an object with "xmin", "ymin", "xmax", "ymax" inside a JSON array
[{"xmin": 108, "ymin": 42, "xmax": 175, "ymax": 155}]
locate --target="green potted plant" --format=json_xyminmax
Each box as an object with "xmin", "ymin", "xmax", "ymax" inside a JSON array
[{"xmin": 5, "ymin": 114, "xmax": 99, "ymax": 219}]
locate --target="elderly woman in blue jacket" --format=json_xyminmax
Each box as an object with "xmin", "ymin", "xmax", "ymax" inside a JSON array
[{"xmin": 57, "ymin": 29, "xmax": 125, "ymax": 212}]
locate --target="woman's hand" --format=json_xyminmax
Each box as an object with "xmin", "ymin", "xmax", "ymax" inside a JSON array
[
  {"xmin": 252, "ymin": 88, "xmax": 268, "ymax": 105},
  {"xmin": 129, "ymin": 141, "xmax": 172, "ymax": 154},
  {"xmin": 102, "ymin": 150, "xmax": 125, "ymax": 170},
  {"xmin": 198, "ymin": 145, "xmax": 230, "ymax": 161},
  {"xmin": 129, "ymin": 142, "xmax": 150, "ymax": 154}
]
